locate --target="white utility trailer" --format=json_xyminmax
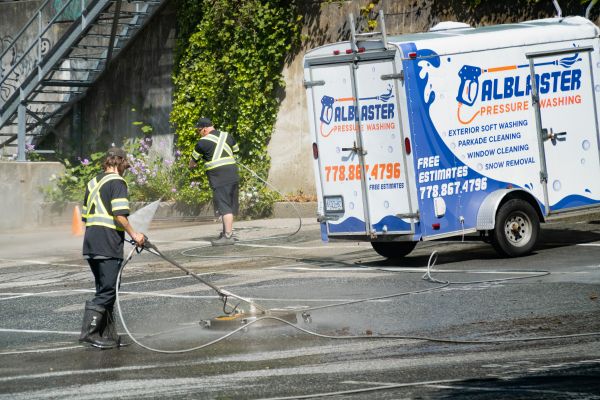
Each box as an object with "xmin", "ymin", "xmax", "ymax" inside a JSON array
[{"xmin": 303, "ymin": 11, "xmax": 600, "ymax": 258}]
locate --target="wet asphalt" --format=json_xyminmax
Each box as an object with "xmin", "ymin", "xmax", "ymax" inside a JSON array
[{"xmin": 1, "ymin": 217, "xmax": 600, "ymax": 399}]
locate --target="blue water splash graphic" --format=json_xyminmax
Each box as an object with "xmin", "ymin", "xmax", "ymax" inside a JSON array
[
  {"xmin": 378, "ymin": 84, "xmax": 394, "ymax": 102},
  {"xmin": 558, "ymin": 53, "xmax": 580, "ymax": 68}
]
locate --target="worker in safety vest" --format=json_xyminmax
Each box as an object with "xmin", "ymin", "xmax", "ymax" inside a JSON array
[
  {"xmin": 79, "ymin": 147, "xmax": 145, "ymax": 349},
  {"xmin": 189, "ymin": 117, "xmax": 240, "ymax": 246}
]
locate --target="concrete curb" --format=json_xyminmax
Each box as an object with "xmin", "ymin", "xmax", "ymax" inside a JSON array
[
  {"xmin": 37, "ymin": 201, "xmax": 317, "ymax": 228},
  {"xmin": 272, "ymin": 202, "xmax": 316, "ymax": 219}
]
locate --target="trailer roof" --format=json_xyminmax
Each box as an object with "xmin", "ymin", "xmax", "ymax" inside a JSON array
[
  {"xmin": 387, "ymin": 16, "xmax": 598, "ymax": 55},
  {"xmin": 304, "ymin": 16, "xmax": 599, "ymax": 61}
]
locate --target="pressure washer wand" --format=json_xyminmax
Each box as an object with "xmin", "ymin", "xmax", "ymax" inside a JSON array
[{"xmin": 137, "ymin": 237, "xmax": 268, "ymax": 313}]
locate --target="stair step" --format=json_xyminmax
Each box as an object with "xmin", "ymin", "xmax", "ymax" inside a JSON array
[
  {"xmin": 32, "ymin": 89, "xmax": 84, "ymax": 94},
  {"xmin": 85, "ymin": 33, "xmax": 118, "ymax": 38},
  {"xmin": 52, "ymin": 68, "xmax": 103, "ymax": 72},
  {"xmin": 42, "ymin": 80, "xmax": 93, "ymax": 87},
  {"xmin": 75, "ymin": 44, "xmax": 120, "ymax": 50},
  {"xmin": 67, "ymin": 55, "xmax": 106, "ymax": 60},
  {"xmin": 27, "ymin": 100, "xmax": 70, "ymax": 104}
]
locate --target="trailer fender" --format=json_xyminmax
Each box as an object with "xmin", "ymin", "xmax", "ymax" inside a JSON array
[{"xmin": 476, "ymin": 189, "xmax": 519, "ymax": 230}]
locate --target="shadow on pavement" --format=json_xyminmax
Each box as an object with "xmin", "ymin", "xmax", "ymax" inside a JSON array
[
  {"xmin": 432, "ymin": 363, "xmax": 600, "ymax": 399},
  {"xmin": 356, "ymin": 225, "xmax": 600, "ymax": 269}
]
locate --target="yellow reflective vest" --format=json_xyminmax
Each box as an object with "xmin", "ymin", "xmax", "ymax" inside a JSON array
[
  {"xmin": 192, "ymin": 131, "xmax": 239, "ymax": 170},
  {"xmin": 82, "ymin": 174, "xmax": 129, "ymax": 231}
]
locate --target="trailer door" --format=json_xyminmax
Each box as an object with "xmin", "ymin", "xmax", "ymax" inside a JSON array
[
  {"xmin": 307, "ymin": 56, "xmax": 414, "ymax": 237},
  {"xmin": 354, "ymin": 59, "xmax": 415, "ymax": 235},
  {"xmin": 308, "ymin": 62, "xmax": 367, "ymax": 236},
  {"xmin": 527, "ymin": 46, "xmax": 600, "ymax": 214}
]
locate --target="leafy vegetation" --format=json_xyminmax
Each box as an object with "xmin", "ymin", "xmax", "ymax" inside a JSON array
[
  {"xmin": 45, "ymin": 0, "xmax": 303, "ymax": 219},
  {"xmin": 43, "ymin": 137, "xmax": 184, "ymax": 205},
  {"xmin": 171, "ymin": 0, "xmax": 302, "ymax": 217}
]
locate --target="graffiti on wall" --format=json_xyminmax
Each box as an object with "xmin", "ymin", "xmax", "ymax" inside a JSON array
[{"xmin": 1, "ymin": 35, "xmax": 52, "ymax": 102}]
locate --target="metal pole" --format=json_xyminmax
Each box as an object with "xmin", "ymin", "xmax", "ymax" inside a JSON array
[
  {"xmin": 378, "ymin": 10, "xmax": 387, "ymax": 48},
  {"xmin": 553, "ymin": 0, "xmax": 562, "ymax": 18},
  {"xmin": 37, "ymin": 10, "xmax": 42, "ymax": 65},
  {"xmin": 349, "ymin": 13, "xmax": 357, "ymax": 52},
  {"xmin": 527, "ymin": 58, "xmax": 550, "ymax": 215},
  {"xmin": 106, "ymin": 0, "xmax": 123, "ymax": 64},
  {"xmin": 586, "ymin": 0, "xmax": 597, "ymax": 19},
  {"xmin": 17, "ymin": 100, "xmax": 26, "ymax": 162}
]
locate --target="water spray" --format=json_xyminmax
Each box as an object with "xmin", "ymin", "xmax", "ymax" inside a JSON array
[{"xmin": 116, "ymin": 157, "xmax": 307, "ymax": 338}]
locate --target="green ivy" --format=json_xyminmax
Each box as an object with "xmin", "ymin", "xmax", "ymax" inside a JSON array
[{"xmin": 171, "ymin": 0, "xmax": 302, "ymax": 217}]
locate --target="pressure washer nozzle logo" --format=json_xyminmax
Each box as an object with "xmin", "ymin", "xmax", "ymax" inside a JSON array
[
  {"xmin": 456, "ymin": 65, "xmax": 482, "ymax": 106},
  {"xmin": 320, "ymin": 95, "xmax": 335, "ymax": 124}
]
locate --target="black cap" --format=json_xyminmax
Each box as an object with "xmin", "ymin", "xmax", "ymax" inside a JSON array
[
  {"xmin": 107, "ymin": 146, "xmax": 127, "ymax": 159},
  {"xmin": 195, "ymin": 117, "xmax": 213, "ymax": 129}
]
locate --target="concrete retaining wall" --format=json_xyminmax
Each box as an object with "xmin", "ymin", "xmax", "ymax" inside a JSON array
[
  {"xmin": 36, "ymin": 200, "xmax": 316, "ymax": 231},
  {"xmin": 0, "ymin": 162, "xmax": 64, "ymax": 230},
  {"xmin": 0, "ymin": 159, "xmax": 315, "ymax": 231},
  {"xmin": 0, "ymin": 1, "xmax": 44, "ymax": 115},
  {"xmin": 39, "ymin": 200, "xmax": 217, "ymax": 228}
]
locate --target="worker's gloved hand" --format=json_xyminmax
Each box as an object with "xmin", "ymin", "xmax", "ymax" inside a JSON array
[{"xmin": 131, "ymin": 232, "xmax": 145, "ymax": 247}]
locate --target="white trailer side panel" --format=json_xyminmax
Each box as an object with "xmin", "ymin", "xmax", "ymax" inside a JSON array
[{"xmin": 395, "ymin": 27, "xmax": 600, "ymax": 238}]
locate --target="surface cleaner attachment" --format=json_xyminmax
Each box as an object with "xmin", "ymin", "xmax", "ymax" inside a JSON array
[
  {"xmin": 130, "ymin": 237, "xmax": 310, "ymax": 331},
  {"xmin": 200, "ymin": 307, "xmax": 302, "ymax": 330}
]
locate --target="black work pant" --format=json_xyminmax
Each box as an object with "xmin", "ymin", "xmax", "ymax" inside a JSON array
[
  {"xmin": 212, "ymin": 182, "xmax": 239, "ymax": 216},
  {"xmin": 87, "ymin": 258, "xmax": 122, "ymax": 310}
]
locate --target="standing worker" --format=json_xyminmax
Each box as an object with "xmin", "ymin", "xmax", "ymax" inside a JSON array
[
  {"xmin": 79, "ymin": 146, "xmax": 145, "ymax": 349},
  {"xmin": 189, "ymin": 117, "xmax": 240, "ymax": 246}
]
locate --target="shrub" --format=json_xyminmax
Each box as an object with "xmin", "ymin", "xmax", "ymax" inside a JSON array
[{"xmin": 171, "ymin": 0, "xmax": 302, "ymax": 216}]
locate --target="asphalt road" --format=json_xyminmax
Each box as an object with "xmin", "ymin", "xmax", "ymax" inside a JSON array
[{"xmin": 1, "ymin": 217, "xmax": 599, "ymax": 399}]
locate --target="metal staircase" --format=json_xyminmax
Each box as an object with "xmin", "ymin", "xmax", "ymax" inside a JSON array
[{"xmin": 0, "ymin": 0, "xmax": 167, "ymax": 160}]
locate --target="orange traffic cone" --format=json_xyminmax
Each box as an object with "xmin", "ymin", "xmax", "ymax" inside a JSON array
[{"xmin": 71, "ymin": 205, "xmax": 85, "ymax": 236}]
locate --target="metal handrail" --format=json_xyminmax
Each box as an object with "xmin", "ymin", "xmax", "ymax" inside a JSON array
[
  {"xmin": 0, "ymin": 0, "xmax": 166, "ymax": 153},
  {"xmin": 0, "ymin": 0, "xmax": 86, "ymax": 95}
]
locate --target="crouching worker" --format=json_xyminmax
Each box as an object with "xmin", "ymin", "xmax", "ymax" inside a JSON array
[{"xmin": 79, "ymin": 147, "xmax": 145, "ymax": 349}]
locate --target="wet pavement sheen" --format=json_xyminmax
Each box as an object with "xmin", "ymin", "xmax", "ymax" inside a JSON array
[{"xmin": 1, "ymin": 218, "xmax": 600, "ymax": 399}]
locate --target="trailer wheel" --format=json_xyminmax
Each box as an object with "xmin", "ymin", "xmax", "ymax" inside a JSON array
[
  {"xmin": 491, "ymin": 199, "xmax": 539, "ymax": 257},
  {"xmin": 370, "ymin": 242, "xmax": 417, "ymax": 259}
]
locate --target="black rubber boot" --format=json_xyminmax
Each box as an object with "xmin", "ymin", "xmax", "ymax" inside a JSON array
[
  {"xmin": 101, "ymin": 308, "xmax": 124, "ymax": 347},
  {"xmin": 79, "ymin": 301, "xmax": 118, "ymax": 349}
]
